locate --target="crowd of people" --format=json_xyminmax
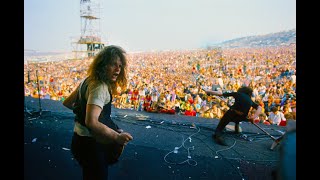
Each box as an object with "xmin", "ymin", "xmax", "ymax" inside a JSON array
[{"xmin": 24, "ymin": 44, "xmax": 296, "ymax": 126}]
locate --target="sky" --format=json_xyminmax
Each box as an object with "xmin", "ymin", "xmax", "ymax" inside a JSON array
[{"xmin": 24, "ymin": 0, "xmax": 296, "ymax": 53}]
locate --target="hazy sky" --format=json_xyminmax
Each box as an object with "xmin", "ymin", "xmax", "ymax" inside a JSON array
[{"xmin": 24, "ymin": 0, "xmax": 296, "ymax": 53}]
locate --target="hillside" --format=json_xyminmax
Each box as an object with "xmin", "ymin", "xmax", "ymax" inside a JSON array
[{"xmin": 209, "ymin": 29, "xmax": 296, "ymax": 49}]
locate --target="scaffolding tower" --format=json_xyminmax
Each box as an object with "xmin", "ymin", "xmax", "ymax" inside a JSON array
[{"xmin": 71, "ymin": 0, "xmax": 105, "ymax": 60}]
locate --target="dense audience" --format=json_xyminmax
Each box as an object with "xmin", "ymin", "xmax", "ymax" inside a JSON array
[{"xmin": 24, "ymin": 44, "xmax": 296, "ymax": 126}]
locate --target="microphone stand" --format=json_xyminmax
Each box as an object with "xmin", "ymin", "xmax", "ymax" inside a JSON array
[
  {"xmin": 36, "ymin": 70, "xmax": 42, "ymax": 116},
  {"xmin": 24, "ymin": 85, "xmax": 32, "ymax": 116}
]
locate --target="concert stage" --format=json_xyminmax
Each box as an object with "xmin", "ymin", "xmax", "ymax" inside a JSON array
[{"xmin": 24, "ymin": 97, "xmax": 295, "ymax": 180}]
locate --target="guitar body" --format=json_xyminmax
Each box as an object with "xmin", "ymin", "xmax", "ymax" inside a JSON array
[
  {"xmin": 105, "ymin": 142, "xmax": 124, "ymax": 165},
  {"xmin": 104, "ymin": 126, "xmax": 125, "ymax": 165}
]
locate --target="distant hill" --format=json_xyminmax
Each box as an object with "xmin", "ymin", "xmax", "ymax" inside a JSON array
[
  {"xmin": 25, "ymin": 29, "xmax": 296, "ymax": 61},
  {"xmin": 208, "ymin": 29, "xmax": 296, "ymax": 49}
]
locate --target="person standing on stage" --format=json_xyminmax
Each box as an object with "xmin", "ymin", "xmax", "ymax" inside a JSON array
[
  {"xmin": 203, "ymin": 86, "xmax": 262, "ymax": 146},
  {"xmin": 63, "ymin": 45, "xmax": 133, "ymax": 180}
]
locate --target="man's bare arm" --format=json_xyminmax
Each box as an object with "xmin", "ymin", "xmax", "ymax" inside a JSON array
[
  {"xmin": 202, "ymin": 88, "xmax": 223, "ymax": 96},
  {"xmin": 85, "ymin": 104, "xmax": 133, "ymax": 145}
]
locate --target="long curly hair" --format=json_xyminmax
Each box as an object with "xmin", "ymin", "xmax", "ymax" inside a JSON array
[
  {"xmin": 237, "ymin": 86, "xmax": 253, "ymax": 97},
  {"xmin": 87, "ymin": 45, "xmax": 128, "ymax": 94}
]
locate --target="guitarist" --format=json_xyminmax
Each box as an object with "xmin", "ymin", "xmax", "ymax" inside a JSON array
[{"xmin": 63, "ymin": 45, "xmax": 133, "ymax": 180}]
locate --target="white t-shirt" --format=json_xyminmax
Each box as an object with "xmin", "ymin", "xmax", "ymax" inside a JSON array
[
  {"xmin": 86, "ymin": 82, "xmax": 111, "ymax": 109},
  {"xmin": 291, "ymin": 75, "xmax": 296, "ymax": 84},
  {"xmin": 268, "ymin": 111, "xmax": 286, "ymax": 125},
  {"xmin": 139, "ymin": 89, "xmax": 145, "ymax": 96},
  {"xmin": 74, "ymin": 80, "xmax": 111, "ymax": 137},
  {"xmin": 151, "ymin": 94, "xmax": 158, "ymax": 102}
]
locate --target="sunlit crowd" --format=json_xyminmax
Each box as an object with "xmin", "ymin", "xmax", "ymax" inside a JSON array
[{"xmin": 24, "ymin": 44, "xmax": 296, "ymax": 126}]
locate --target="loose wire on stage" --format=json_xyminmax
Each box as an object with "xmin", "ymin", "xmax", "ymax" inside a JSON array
[{"xmin": 163, "ymin": 126, "xmax": 201, "ymax": 166}]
